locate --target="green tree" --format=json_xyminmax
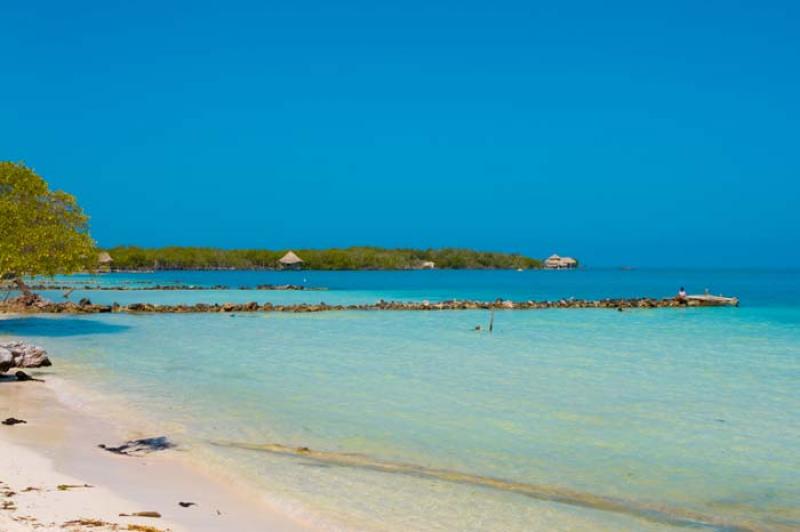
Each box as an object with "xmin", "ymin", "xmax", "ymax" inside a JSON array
[{"xmin": 0, "ymin": 162, "xmax": 96, "ymax": 295}]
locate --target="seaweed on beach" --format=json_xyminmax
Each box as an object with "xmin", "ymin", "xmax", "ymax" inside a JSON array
[
  {"xmin": 62, "ymin": 518, "xmax": 109, "ymax": 526},
  {"xmin": 57, "ymin": 483, "xmax": 93, "ymax": 491},
  {"xmin": 61, "ymin": 519, "xmax": 169, "ymax": 531},
  {"xmin": 127, "ymin": 525, "xmax": 168, "ymax": 532},
  {"xmin": 119, "ymin": 511, "xmax": 161, "ymax": 518}
]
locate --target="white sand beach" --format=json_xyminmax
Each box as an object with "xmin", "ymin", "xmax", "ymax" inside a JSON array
[{"xmin": 0, "ymin": 370, "xmax": 310, "ymax": 531}]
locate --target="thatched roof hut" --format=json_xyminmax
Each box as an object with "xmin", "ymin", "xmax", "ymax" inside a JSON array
[
  {"xmin": 97, "ymin": 251, "xmax": 113, "ymax": 265},
  {"xmin": 278, "ymin": 251, "xmax": 304, "ymax": 269}
]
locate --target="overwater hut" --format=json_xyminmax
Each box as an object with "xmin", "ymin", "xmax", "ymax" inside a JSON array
[
  {"xmin": 544, "ymin": 254, "xmax": 562, "ymax": 268},
  {"xmin": 561, "ymin": 257, "xmax": 577, "ymax": 268},
  {"xmin": 278, "ymin": 251, "xmax": 304, "ymax": 270},
  {"xmin": 544, "ymin": 254, "xmax": 577, "ymax": 269}
]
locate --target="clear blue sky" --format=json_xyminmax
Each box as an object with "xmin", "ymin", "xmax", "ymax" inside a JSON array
[{"xmin": 2, "ymin": 1, "xmax": 798, "ymax": 266}]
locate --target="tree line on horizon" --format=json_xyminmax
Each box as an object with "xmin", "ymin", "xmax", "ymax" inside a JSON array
[
  {"xmin": 103, "ymin": 246, "xmax": 543, "ymax": 271},
  {"xmin": 0, "ymin": 161, "xmax": 543, "ymax": 291}
]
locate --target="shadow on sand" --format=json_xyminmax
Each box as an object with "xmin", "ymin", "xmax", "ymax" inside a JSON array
[{"xmin": 0, "ymin": 316, "xmax": 130, "ymax": 337}]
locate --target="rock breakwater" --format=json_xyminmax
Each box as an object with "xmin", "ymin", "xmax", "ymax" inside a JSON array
[{"xmin": 0, "ymin": 295, "xmax": 736, "ymax": 315}]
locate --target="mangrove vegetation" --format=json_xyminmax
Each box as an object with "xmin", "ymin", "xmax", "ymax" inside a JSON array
[{"xmin": 103, "ymin": 246, "xmax": 542, "ymax": 271}]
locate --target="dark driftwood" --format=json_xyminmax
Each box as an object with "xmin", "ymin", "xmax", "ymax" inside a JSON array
[{"xmin": 99, "ymin": 436, "xmax": 175, "ymax": 456}]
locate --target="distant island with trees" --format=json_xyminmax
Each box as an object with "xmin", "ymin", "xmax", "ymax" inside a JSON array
[
  {"xmin": 1, "ymin": 161, "xmax": 566, "ymax": 280},
  {"xmin": 102, "ymin": 246, "xmax": 544, "ymax": 271}
]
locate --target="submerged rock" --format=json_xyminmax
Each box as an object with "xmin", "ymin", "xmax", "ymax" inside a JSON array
[{"xmin": 0, "ymin": 342, "xmax": 52, "ymax": 373}]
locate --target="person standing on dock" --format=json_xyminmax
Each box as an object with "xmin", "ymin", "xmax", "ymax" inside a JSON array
[{"xmin": 677, "ymin": 287, "xmax": 687, "ymax": 302}]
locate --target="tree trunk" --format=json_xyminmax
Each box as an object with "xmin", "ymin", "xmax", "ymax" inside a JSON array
[{"xmin": 13, "ymin": 277, "xmax": 33, "ymax": 297}]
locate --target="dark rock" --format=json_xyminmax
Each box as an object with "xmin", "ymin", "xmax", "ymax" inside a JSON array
[{"xmin": 2, "ymin": 417, "xmax": 27, "ymax": 426}]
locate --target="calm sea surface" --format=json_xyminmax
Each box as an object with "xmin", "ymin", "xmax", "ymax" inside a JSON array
[{"xmin": 3, "ymin": 269, "xmax": 799, "ymax": 530}]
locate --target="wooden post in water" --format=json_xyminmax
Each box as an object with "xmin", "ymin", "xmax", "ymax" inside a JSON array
[{"xmin": 488, "ymin": 307, "xmax": 495, "ymax": 333}]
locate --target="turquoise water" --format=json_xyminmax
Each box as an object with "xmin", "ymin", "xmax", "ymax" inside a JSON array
[
  {"xmin": 3, "ymin": 269, "xmax": 800, "ymax": 530},
  {"xmin": 30, "ymin": 268, "xmax": 799, "ymax": 306}
]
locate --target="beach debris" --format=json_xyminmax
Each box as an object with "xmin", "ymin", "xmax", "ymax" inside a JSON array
[
  {"xmin": 119, "ymin": 511, "xmax": 162, "ymax": 518},
  {"xmin": 14, "ymin": 515, "xmax": 43, "ymax": 527},
  {"xmin": 2, "ymin": 417, "xmax": 27, "ymax": 426},
  {"xmin": 57, "ymin": 483, "xmax": 93, "ymax": 491},
  {"xmin": 178, "ymin": 501, "xmax": 196, "ymax": 508},
  {"xmin": 21, "ymin": 486, "xmax": 41, "ymax": 492},
  {"xmin": 1, "ymin": 500, "xmax": 16, "ymax": 510},
  {"xmin": 0, "ymin": 342, "xmax": 52, "ymax": 373},
  {"xmin": 99, "ymin": 436, "xmax": 175, "ymax": 456},
  {"xmin": 14, "ymin": 370, "xmax": 45, "ymax": 382}
]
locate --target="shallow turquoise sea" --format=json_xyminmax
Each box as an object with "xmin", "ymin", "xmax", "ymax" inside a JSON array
[{"xmin": 3, "ymin": 269, "xmax": 799, "ymax": 530}]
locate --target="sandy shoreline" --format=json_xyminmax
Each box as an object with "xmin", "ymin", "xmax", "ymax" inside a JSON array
[{"xmin": 0, "ymin": 364, "xmax": 311, "ymax": 531}]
